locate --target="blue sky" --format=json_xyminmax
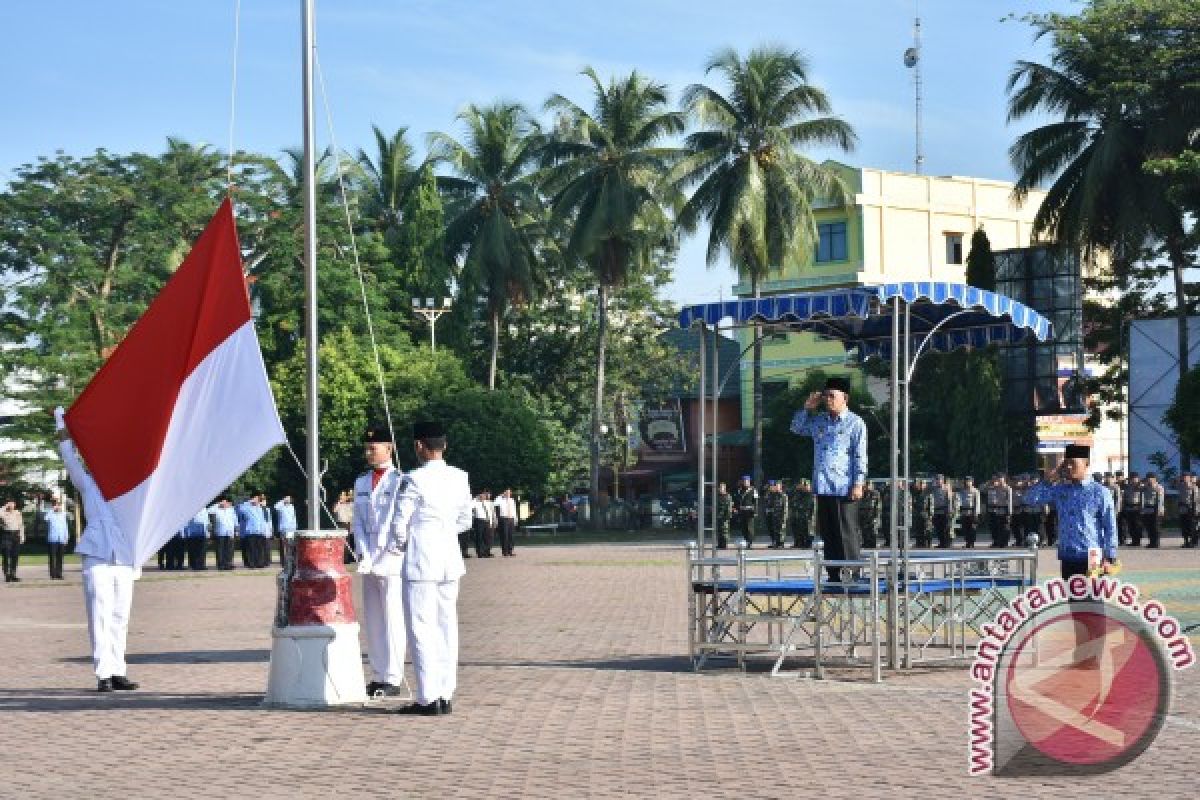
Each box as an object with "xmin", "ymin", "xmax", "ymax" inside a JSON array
[{"xmin": 1, "ymin": 0, "xmax": 1077, "ymax": 305}]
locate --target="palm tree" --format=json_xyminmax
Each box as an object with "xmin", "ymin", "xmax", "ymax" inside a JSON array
[
  {"xmin": 1007, "ymin": 29, "xmax": 1195, "ymax": 467},
  {"xmin": 356, "ymin": 125, "xmax": 418, "ymax": 243},
  {"xmin": 429, "ymin": 102, "xmax": 546, "ymax": 390},
  {"xmin": 540, "ymin": 68, "xmax": 685, "ymax": 519},
  {"xmin": 674, "ymin": 46, "xmax": 856, "ymax": 498}
]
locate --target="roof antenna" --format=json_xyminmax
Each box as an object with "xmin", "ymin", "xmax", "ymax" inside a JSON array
[{"xmin": 903, "ymin": 1, "xmax": 924, "ymax": 174}]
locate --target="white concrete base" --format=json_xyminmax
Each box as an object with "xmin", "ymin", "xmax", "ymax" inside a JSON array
[{"xmin": 263, "ymin": 623, "xmax": 368, "ymax": 708}]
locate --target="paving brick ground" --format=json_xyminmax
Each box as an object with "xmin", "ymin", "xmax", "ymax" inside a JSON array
[{"xmin": 0, "ymin": 538, "xmax": 1197, "ymax": 799}]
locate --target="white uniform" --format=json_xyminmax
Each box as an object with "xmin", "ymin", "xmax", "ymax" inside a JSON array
[
  {"xmin": 352, "ymin": 465, "xmax": 407, "ymax": 686},
  {"xmin": 58, "ymin": 438, "xmax": 139, "ymax": 681},
  {"xmin": 389, "ymin": 459, "xmax": 472, "ymax": 706}
]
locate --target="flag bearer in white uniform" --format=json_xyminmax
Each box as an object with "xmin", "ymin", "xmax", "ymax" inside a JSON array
[
  {"xmin": 391, "ymin": 420, "xmax": 472, "ymax": 716},
  {"xmin": 53, "ymin": 407, "xmax": 140, "ymax": 693},
  {"xmin": 353, "ymin": 423, "xmax": 408, "ymax": 698}
]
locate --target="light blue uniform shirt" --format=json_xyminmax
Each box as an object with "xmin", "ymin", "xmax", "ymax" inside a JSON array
[
  {"xmin": 237, "ymin": 502, "xmax": 269, "ymax": 536},
  {"xmin": 44, "ymin": 510, "xmax": 70, "ymax": 544},
  {"xmin": 211, "ymin": 505, "xmax": 238, "ymax": 537},
  {"xmin": 790, "ymin": 408, "xmax": 868, "ymax": 497},
  {"xmin": 273, "ymin": 501, "xmax": 297, "ymax": 534},
  {"xmin": 1024, "ymin": 477, "xmax": 1118, "ymax": 562},
  {"xmin": 184, "ymin": 509, "xmax": 209, "ymax": 538}
]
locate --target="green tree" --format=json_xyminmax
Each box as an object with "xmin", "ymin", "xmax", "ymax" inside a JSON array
[
  {"xmin": 430, "ymin": 102, "xmax": 547, "ymax": 390},
  {"xmin": 965, "ymin": 228, "xmax": 996, "ymax": 291},
  {"xmin": 674, "ymin": 46, "xmax": 856, "ymax": 500},
  {"xmin": 908, "ymin": 349, "xmax": 1010, "ymax": 479},
  {"xmin": 1166, "ymin": 364, "xmax": 1200, "ymax": 460},
  {"xmin": 541, "ymin": 68, "xmax": 685, "ymax": 518},
  {"xmin": 1008, "ymin": 0, "xmax": 1200, "ymax": 466},
  {"xmin": 392, "ymin": 162, "xmax": 452, "ymax": 300},
  {"xmin": 356, "ymin": 125, "xmax": 418, "ymax": 242}
]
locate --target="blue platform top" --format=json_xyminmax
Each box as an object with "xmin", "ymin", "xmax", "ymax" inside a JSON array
[{"xmin": 677, "ymin": 282, "xmax": 1052, "ymax": 359}]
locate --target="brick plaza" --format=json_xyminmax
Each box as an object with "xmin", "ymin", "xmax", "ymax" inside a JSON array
[{"xmin": 1, "ymin": 539, "xmax": 1197, "ymax": 799}]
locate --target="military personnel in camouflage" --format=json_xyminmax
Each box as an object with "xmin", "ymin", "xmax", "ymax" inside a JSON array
[
  {"xmin": 715, "ymin": 482, "xmax": 733, "ymax": 550},
  {"xmin": 789, "ymin": 480, "xmax": 815, "ymax": 548},
  {"xmin": 764, "ymin": 480, "xmax": 789, "ymax": 549},
  {"xmin": 858, "ymin": 483, "xmax": 881, "ymax": 548},
  {"xmin": 734, "ymin": 476, "xmax": 757, "ymax": 547},
  {"xmin": 911, "ymin": 479, "xmax": 933, "ymax": 548}
]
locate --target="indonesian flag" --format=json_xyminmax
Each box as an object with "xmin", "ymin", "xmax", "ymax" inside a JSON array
[{"xmin": 65, "ymin": 198, "xmax": 285, "ymax": 565}]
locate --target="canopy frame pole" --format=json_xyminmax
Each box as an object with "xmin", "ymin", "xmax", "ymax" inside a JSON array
[
  {"xmin": 902, "ymin": 301, "xmax": 913, "ymax": 668},
  {"xmin": 888, "ymin": 295, "xmax": 900, "ymax": 670},
  {"xmin": 696, "ymin": 321, "xmax": 707, "ymax": 552},
  {"xmin": 711, "ymin": 319, "xmax": 720, "ymax": 557}
]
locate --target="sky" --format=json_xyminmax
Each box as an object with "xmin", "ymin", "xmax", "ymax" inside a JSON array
[{"xmin": 0, "ymin": 0, "xmax": 1080, "ymax": 307}]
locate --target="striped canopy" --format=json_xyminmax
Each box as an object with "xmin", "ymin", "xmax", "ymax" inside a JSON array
[{"xmin": 677, "ymin": 281, "xmax": 1052, "ymax": 359}]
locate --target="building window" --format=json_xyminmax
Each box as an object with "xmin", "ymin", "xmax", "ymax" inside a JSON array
[
  {"xmin": 945, "ymin": 233, "xmax": 964, "ymax": 265},
  {"xmin": 816, "ymin": 222, "xmax": 848, "ymax": 263}
]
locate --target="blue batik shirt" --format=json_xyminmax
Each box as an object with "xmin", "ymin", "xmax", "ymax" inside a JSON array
[
  {"xmin": 44, "ymin": 510, "xmax": 69, "ymax": 544},
  {"xmin": 184, "ymin": 509, "xmax": 209, "ymax": 538},
  {"xmin": 1024, "ymin": 477, "xmax": 1118, "ymax": 562},
  {"xmin": 790, "ymin": 408, "xmax": 868, "ymax": 497},
  {"xmin": 273, "ymin": 501, "xmax": 297, "ymax": 534},
  {"xmin": 237, "ymin": 502, "xmax": 269, "ymax": 536},
  {"xmin": 211, "ymin": 505, "xmax": 238, "ymax": 537}
]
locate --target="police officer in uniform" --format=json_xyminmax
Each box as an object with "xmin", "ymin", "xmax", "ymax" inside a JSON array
[
  {"xmin": 734, "ymin": 476, "xmax": 757, "ymax": 547},
  {"xmin": 391, "ymin": 421, "xmax": 473, "ymax": 716},
  {"xmin": 764, "ymin": 480, "xmax": 788, "ymax": 548},
  {"xmin": 858, "ymin": 483, "xmax": 880, "ymax": 549},
  {"xmin": 958, "ymin": 477, "xmax": 981, "ymax": 549},
  {"xmin": 1178, "ymin": 472, "xmax": 1198, "ymax": 548},
  {"xmin": 715, "ymin": 482, "xmax": 733, "ymax": 550},
  {"xmin": 790, "ymin": 479, "xmax": 815, "ymax": 548},
  {"xmin": 353, "ymin": 423, "xmax": 408, "ymax": 698},
  {"xmin": 1139, "ymin": 473, "xmax": 1165, "ymax": 548},
  {"xmin": 986, "ymin": 474, "xmax": 1013, "ymax": 548},
  {"xmin": 1121, "ymin": 473, "xmax": 1143, "ymax": 546},
  {"xmin": 929, "ymin": 475, "xmax": 958, "ymax": 549}
]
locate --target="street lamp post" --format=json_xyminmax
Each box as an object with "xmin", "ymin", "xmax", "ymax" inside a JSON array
[{"xmin": 412, "ymin": 297, "xmax": 453, "ymax": 353}]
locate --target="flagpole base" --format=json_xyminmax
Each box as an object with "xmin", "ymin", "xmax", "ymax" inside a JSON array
[{"xmin": 263, "ymin": 622, "xmax": 368, "ymax": 709}]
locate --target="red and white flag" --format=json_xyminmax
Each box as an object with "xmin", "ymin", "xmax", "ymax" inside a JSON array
[{"xmin": 65, "ymin": 198, "xmax": 285, "ymax": 565}]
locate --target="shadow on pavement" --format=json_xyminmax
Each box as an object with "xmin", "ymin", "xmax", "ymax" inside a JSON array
[
  {"xmin": 58, "ymin": 649, "xmax": 271, "ymax": 665},
  {"xmin": 0, "ymin": 688, "xmax": 266, "ymax": 712},
  {"xmin": 462, "ymin": 654, "xmax": 692, "ymax": 673}
]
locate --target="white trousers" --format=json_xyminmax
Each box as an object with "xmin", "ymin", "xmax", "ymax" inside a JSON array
[
  {"xmin": 403, "ymin": 580, "xmax": 459, "ymax": 705},
  {"xmin": 361, "ymin": 573, "xmax": 407, "ymax": 685},
  {"xmin": 81, "ymin": 557, "xmax": 135, "ymax": 680}
]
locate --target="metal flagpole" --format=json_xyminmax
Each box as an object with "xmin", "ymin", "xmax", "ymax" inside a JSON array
[{"xmin": 301, "ymin": 0, "xmax": 320, "ymax": 531}]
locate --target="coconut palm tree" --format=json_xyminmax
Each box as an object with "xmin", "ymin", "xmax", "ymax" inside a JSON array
[
  {"xmin": 356, "ymin": 125, "xmax": 418, "ymax": 243},
  {"xmin": 674, "ymin": 46, "xmax": 856, "ymax": 496},
  {"xmin": 1007, "ymin": 24, "xmax": 1196, "ymax": 467},
  {"xmin": 540, "ymin": 68, "xmax": 685, "ymax": 519},
  {"xmin": 429, "ymin": 102, "xmax": 546, "ymax": 390}
]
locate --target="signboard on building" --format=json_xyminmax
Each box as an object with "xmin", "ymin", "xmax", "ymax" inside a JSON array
[{"xmin": 635, "ymin": 401, "xmax": 687, "ymax": 455}]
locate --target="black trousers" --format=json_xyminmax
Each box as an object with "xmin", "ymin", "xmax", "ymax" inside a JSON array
[
  {"xmin": 1, "ymin": 531, "xmax": 19, "ymax": 578},
  {"xmin": 912, "ymin": 517, "xmax": 930, "ymax": 547},
  {"xmin": 1060, "ymin": 559, "xmax": 1089, "ymax": 580},
  {"xmin": 766, "ymin": 512, "xmax": 784, "ymax": 545},
  {"xmin": 791, "ymin": 516, "xmax": 811, "ymax": 548},
  {"xmin": 185, "ymin": 536, "xmax": 208, "ymax": 570},
  {"xmin": 241, "ymin": 535, "xmax": 256, "ymax": 568},
  {"xmin": 960, "ymin": 515, "xmax": 977, "ymax": 548},
  {"xmin": 1182, "ymin": 513, "xmax": 1196, "ymax": 546},
  {"xmin": 47, "ymin": 542, "xmax": 65, "ymax": 578},
  {"xmin": 472, "ymin": 519, "xmax": 493, "ymax": 556},
  {"xmin": 1141, "ymin": 514, "xmax": 1159, "ymax": 547},
  {"xmin": 736, "ymin": 512, "xmax": 755, "ymax": 546},
  {"xmin": 458, "ymin": 531, "xmax": 472, "ymax": 557},
  {"xmin": 215, "ymin": 536, "xmax": 235, "ymax": 569},
  {"xmin": 933, "ymin": 513, "xmax": 951, "ymax": 548},
  {"xmin": 816, "ymin": 495, "xmax": 861, "ymax": 582},
  {"xmin": 989, "ymin": 514, "xmax": 1010, "ymax": 548},
  {"xmin": 498, "ymin": 518, "xmax": 516, "ymax": 555},
  {"xmin": 166, "ymin": 534, "xmax": 187, "ymax": 570},
  {"xmin": 1044, "ymin": 511, "xmax": 1058, "ymax": 546},
  {"xmin": 1122, "ymin": 510, "xmax": 1143, "ymax": 545}
]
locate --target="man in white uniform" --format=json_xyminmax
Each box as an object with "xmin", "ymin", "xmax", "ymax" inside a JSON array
[
  {"xmin": 54, "ymin": 407, "xmax": 140, "ymax": 692},
  {"xmin": 391, "ymin": 420, "xmax": 472, "ymax": 716},
  {"xmin": 353, "ymin": 423, "xmax": 407, "ymax": 698}
]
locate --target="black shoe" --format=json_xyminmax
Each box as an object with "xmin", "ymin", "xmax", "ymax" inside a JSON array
[
  {"xmin": 482, "ymin": 553, "xmax": 494, "ymax": 558},
  {"xmin": 110, "ymin": 676, "xmax": 139, "ymax": 690},
  {"xmin": 96, "ymin": 679, "xmax": 113, "ymax": 693},
  {"xmin": 366, "ymin": 681, "xmax": 405, "ymax": 698},
  {"xmin": 9, "ymin": 575, "xmax": 19, "ymax": 582},
  {"xmin": 438, "ymin": 698, "xmax": 453, "ymax": 715},
  {"xmin": 394, "ymin": 701, "xmax": 441, "ymax": 716}
]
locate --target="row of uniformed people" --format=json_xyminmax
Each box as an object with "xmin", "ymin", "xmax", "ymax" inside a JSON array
[{"xmin": 157, "ymin": 494, "xmax": 299, "ymax": 571}]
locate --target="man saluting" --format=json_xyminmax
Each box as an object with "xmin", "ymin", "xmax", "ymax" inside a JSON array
[
  {"xmin": 390, "ymin": 420, "xmax": 473, "ymax": 716},
  {"xmin": 1024, "ymin": 444, "xmax": 1118, "ymax": 579},
  {"xmin": 790, "ymin": 376, "xmax": 868, "ymax": 582}
]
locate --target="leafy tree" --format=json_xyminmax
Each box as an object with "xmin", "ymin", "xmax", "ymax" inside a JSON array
[
  {"xmin": 1008, "ymin": 0, "xmax": 1200, "ymax": 466},
  {"xmin": 1166, "ymin": 364, "xmax": 1200, "ymax": 461},
  {"xmin": 541, "ymin": 68, "xmax": 685, "ymax": 519},
  {"xmin": 356, "ymin": 125, "xmax": 418, "ymax": 241},
  {"xmin": 392, "ymin": 162, "xmax": 453, "ymax": 301},
  {"xmin": 430, "ymin": 102, "xmax": 547, "ymax": 389},
  {"xmin": 965, "ymin": 228, "xmax": 996, "ymax": 291},
  {"xmin": 673, "ymin": 46, "xmax": 856, "ymax": 502}
]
